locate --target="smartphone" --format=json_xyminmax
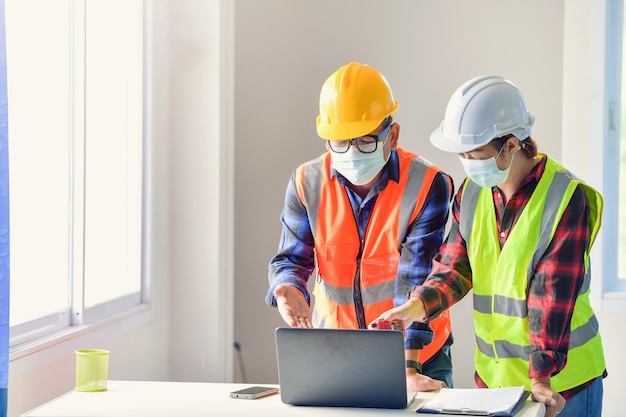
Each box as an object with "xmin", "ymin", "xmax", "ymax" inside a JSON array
[{"xmin": 229, "ymin": 386, "xmax": 280, "ymax": 399}]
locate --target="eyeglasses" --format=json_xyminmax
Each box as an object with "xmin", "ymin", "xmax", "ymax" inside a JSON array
[{"xmin": 327, "ymin": 121, "xmax": 392, "ymax": 154}]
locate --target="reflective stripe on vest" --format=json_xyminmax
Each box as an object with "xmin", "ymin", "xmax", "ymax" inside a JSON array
[
  {"xmin": 459, "ymin": 155, "xmax": 605, "ymax": 391},
  {"xmin": 295, "ymin": 148, "xmax": 452, "ymax": 362}
]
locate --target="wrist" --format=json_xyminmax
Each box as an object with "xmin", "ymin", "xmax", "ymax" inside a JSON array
[
  {"xmin": 406, "ymin": 359, "xmax": 422, "ymax": 373},
  {"xmin": 531, "ymin": 376, "xmax": 551, "ymax": 385},
  {"xmin": 406, "ymin": 296, "xmax": 428, "ymax": 322}
]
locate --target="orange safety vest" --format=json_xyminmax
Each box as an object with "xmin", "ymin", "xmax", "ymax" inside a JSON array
[{"xmin": 294, "ymin": 148, "xmax": 452, "ymax": 363}]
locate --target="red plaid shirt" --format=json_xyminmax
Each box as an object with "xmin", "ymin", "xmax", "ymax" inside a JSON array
[{"xmin": 412, "ymin": 155, "xmax": 605, "ymax": 399}]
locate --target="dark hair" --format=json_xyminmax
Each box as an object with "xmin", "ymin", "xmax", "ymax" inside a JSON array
[
  {"xmin": 489, "ymin": 134, "xmax": 538, "ymax": 158},
  {"xmin": 381, "ymin": 116, "xmax": 393, "ymax": 128}
]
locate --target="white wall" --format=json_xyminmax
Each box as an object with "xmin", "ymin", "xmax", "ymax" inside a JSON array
[
  {"xmin": 233, "ymin": 0, "xmax": 565, "ymax": 389},
  {"xmin": 166, "ymin": 0, "xmax": 234, "ymax": 384},
  {"xmin": 234, "ymin": 3, "xmax": 626, "ymax": 415}
]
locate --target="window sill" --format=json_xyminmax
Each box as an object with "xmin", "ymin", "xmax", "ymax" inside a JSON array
[{"xmin": 9, "ymin": 303, "xmax": 153, "ymax": 376}]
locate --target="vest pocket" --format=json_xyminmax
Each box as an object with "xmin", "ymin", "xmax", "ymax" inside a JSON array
[
  {"xmin": 317, "ymin": 241, "xmax": 359, "ymax": 286},
  {"xmin": 360, "ymin": 253, "xmax": 400, "ymax": 287}
]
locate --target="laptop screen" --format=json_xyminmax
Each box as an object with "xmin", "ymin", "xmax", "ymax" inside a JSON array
[{"xmin": 274, "ymin": 327, "xmax": 410, "ymax": 409}]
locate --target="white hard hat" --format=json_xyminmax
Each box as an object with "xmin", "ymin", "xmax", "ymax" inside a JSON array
[{"xmin": 430, "ymin": 75, "xmax": 535, "ymax": 153}]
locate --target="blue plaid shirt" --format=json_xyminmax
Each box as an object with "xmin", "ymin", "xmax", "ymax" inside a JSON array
[{"xmin": 266, "ymin": 149, "xmax": 453, "ymax": 349}]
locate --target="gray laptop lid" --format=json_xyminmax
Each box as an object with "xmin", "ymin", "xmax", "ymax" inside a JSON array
[{"xmin": 274, "ymin": 327, "xmax": 409, "ymax": 409}]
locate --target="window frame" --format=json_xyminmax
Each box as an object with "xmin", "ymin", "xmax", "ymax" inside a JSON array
[
  {"xmin": 7, "ymin": 0, "xmax": 152, "ymax": 353},
  {"xmin": 602, "ymin": 0, "xmax": 626, "ymax": 295}
]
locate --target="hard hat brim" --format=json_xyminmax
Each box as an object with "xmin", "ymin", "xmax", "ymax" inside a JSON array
[
  {"xmin": 316, "ymin": 114, "xmax": 393, "ymax": 141},
  {"xmin": 429, "ymin": 123, "xmax": 491, "ymax": 154}
]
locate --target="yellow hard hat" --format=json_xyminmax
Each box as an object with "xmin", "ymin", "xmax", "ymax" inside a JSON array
[{"xmin": 316, "ymin": 62, "xmax": 399, "ymax": 140}]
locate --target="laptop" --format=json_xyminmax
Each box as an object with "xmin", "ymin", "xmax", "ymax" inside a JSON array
[{"xmin": 274, "ymin": 327, "xmax": 416, "ymax": 409}]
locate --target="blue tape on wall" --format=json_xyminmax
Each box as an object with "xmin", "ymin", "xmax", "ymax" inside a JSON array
[{"xmin": 0, "ymin": 0, "xmax": 10, "ymax": 415}]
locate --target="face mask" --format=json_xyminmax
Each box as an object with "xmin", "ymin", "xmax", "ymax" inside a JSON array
[
  {"xmin": 459, "ymin": 146, "xmax": 516, "ymax": 188},
  {"xmin": 330, "ymin": 135, "xmax": 389, "ymax": 186}
]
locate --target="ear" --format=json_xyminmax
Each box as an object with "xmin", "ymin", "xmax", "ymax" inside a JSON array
[
  {"xmin": 390, "ymin": 123, "xmax": 400, "ymax": 149},
  {"xmin": 506, "ymin": 136, "xmax": 520, "ymax": 154}
]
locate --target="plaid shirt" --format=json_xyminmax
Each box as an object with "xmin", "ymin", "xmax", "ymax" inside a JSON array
[
  {"xmin": 267, "ymin": 149, "xmax": 453, "ymax": 349},
  {"xmin": 412, "ymin": 155, "xmax": 604, "ymax": 399}
]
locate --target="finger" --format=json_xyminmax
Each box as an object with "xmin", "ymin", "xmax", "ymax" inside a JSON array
[
  {"xmin": 546, "ymin": 405, "xmax": 558, "ymax": 417},
  {"xmin": 379, "ymin": 309, "xmax": 398, "ymax": 322},
  {"xmin": 530, "ymin": 390, "xmax": 554, "ymax": 405},
  {"xmin": 294, "ymin": 316, "xmax": 312, "ymax": 328},
  {"xmin": 427, "ymin": 380, "xmax": 446, "ymax": 391}
]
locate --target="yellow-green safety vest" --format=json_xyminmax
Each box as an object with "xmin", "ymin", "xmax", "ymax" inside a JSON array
[{"xmin": 458, "ymin": 155, "xmax": 605, "ymax": 392}]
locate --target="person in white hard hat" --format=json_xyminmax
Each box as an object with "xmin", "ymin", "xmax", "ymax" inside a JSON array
[{"xmin": 374, "ymin": 75, "xmax": 606, "ymax": 417}]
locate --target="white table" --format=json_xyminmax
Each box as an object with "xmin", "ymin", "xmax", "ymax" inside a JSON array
[{"xmin": 22, "ymin": 380, "xmax": 546, "ymax": 417}]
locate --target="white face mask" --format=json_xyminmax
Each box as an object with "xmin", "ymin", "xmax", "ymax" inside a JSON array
[
  {"xmin": 330, "ymin": 134, "xmax": 390, "ymax": 186},
  {"xmin": 459, "ymin": 145, "xmax": 517, "ymax": 188}
]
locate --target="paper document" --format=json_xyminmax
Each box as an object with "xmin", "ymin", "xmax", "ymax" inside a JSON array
[{"xmin": 416, "ymin": 386, "xmax": 530, "ymax": 417}]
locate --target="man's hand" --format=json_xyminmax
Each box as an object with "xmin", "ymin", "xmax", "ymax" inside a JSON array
[
  {"xmin": 274, "ymin": 284, "xmax": 313, "ymax": 328},
  {"xmin": 406, "ymin": 368, "xmax": 447, "ymax": 392},
  {"xmin": 530, "ymin": 378, "xmax": 566, "ymax": 417},
  {"xmin": 374, "ymin": 297, "xmax": 427, "ymax": 329}
]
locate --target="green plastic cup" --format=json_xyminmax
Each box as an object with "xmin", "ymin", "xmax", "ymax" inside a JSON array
[{"xmin": 75, "ymin": 349, "xmax": 110, "ymax": 392}]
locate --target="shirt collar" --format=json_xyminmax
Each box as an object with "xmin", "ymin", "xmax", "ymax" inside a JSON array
[{"xmin": 521, "ymin": 153, "xmax": 547, "ymax": 187}]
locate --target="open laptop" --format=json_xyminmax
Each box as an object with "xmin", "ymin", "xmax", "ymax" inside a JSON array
[{"xmin": 274, "ymin": 327, "xmax": 416, "ymax": 409}]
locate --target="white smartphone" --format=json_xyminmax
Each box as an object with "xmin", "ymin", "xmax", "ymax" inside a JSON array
[{"xmin": 229, "ymin": 386, "xmax": 280, "ymax": 399}]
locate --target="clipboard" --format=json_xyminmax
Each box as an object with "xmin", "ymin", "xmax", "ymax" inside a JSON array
[{"xmin": 416, "ymin": 386, "xmax": 530, "ymax": 417}]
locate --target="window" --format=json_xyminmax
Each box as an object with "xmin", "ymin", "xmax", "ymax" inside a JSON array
[
  {"xmin": 6, "ymin": 0, "xmax": 146, "ymax": 347},
  {"xmin": 604, "ymin": 0, "xmax": 626, "ymax": 294}
]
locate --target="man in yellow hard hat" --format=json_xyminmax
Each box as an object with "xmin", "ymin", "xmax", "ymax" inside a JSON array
[{"xmin": 266, "ymin": 62, "xmax": 454, "ymax": 391}]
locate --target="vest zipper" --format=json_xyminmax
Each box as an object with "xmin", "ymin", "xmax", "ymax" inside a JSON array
[{"xmin": 354, "ymin": 237, "xmax": 366, "ymax": 329}]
